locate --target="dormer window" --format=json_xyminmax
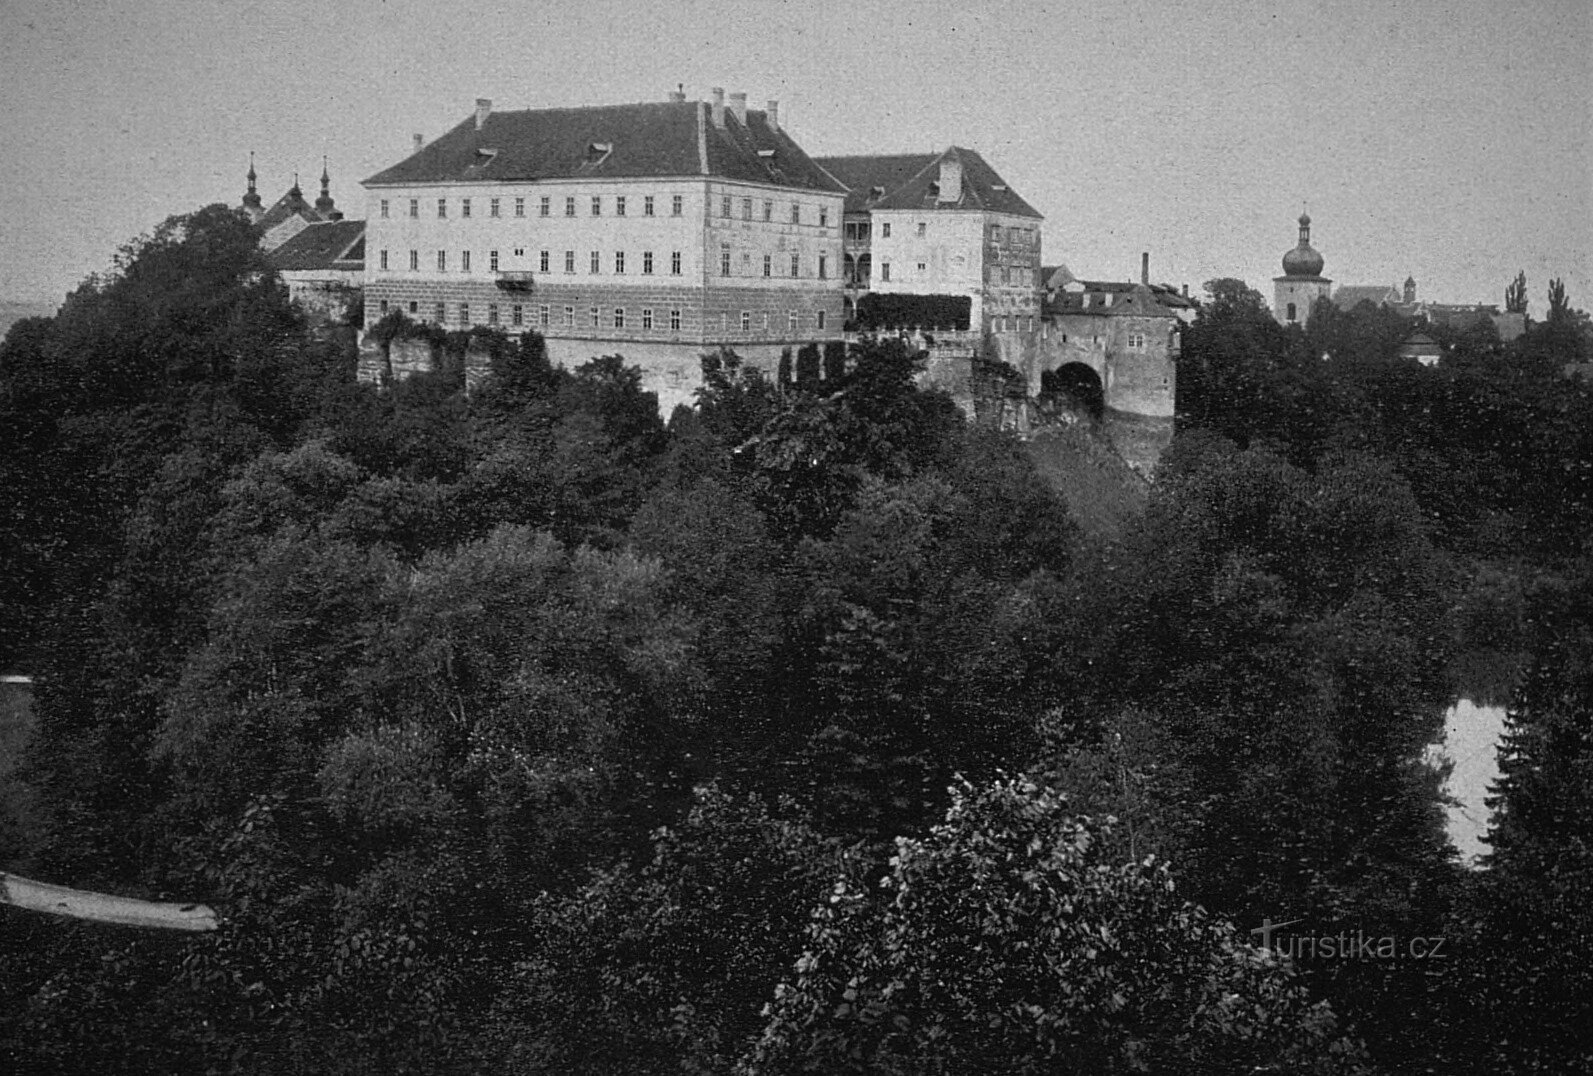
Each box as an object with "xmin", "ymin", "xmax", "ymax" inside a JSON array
[
  {"xmin": 586, "ymin": 141, "xmax": 613, "ymax": 165},
  {"xmin": 757, "ymin": 148, "xmax": 775, "ymax": 159}
]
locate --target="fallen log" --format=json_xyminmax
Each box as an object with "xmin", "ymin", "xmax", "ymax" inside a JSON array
[{"xmin": 1, "ymin": 871, "xmax": 218, "ymax": 931}]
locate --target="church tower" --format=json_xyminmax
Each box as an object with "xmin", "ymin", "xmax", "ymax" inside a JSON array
[{"xmin": 1273, "ymin": 213, "xmax": 1331, "ymax": 327}]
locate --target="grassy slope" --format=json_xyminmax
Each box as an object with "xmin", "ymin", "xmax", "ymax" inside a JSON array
[{"xmin": 1022, "ymin": 422, "xmax": 1149, "ymax": 543}]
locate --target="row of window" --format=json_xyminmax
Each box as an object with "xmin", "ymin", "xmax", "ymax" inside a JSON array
[
  {"xmin": 376, "ymin": 299, "xmax": 827, "ymax": 333},
  {"xmin": 377, "ymin": 193, "xmax": 833, "ymax": 225},
  {"xmin": 376, "ymin": 248, "xmax": 830, "ymax": 279},
  {"xmin": 380, "ymin": 194, "xmax": 688, "ymax": 220},
  {"xmin": 716, "ymin": 195, "xmax": 828, "ymax": 227}
]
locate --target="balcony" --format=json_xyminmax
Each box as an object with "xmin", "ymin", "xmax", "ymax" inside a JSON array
[{"xmin": 494, "ymin": 271, "xmax": 535, "ymax": 291}]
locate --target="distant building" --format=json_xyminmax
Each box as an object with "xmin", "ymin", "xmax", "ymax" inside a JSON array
[
  {"xmin": 357, "ymin": 90, "xmax": 846, "ymax": 412},
  {"xmin": 1398, "ymin": 331, "xmax": 1443, "ymax": 366},
  {"xmin": 241, "ymin": 157, "xmax": 365, "ymax": 320},
  {"xmin": 1273, "ymin": 213, "xmax": 1332, "ymax": 327},
  {"xmin": 814, "ymin": 148, "xmax": 1043, "ymax": 335},
  {"xmin": 1330, "ymin": 272, "xmax": 1526, "ymax": 343}
]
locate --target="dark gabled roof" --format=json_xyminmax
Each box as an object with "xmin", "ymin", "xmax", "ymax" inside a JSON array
[
  {"xmin": 815, "ymin": 147, "xmax": 1042, "ymax": 219},
  {"xmin": 363, "ymin": 101, "xmax": 842, "ymax": 193},
  {"xmin": 267, "ymin": 220, "xmax": 366, "ymax": 271},
  {"xmin": 1333, "ymin": 284, "xmax": 1401, "ymax": 310},
  {"xmin": 257, "ymin": 187, "xmax": 320, "ymax": 231},
  {"xmin": 817, "ymin": 153, "xmax": 939, "ymax": 213},
  {"xmin": 1045, "ymin": 283, "xmax": 1183, "ymax": 318},
  {"xmin": 1049, "ymin": 279, "xmax": 1196, "ymax": 309}
]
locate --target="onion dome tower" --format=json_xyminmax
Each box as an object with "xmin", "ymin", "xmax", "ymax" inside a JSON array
[
  {"xmin": 241, "ymin": 153, "xmax": 263, "ymax": 222},
  {"xmin": 1273, "ymin": 212, "xmax": 1332, "ymax": 327},
  {"xmin": 314, "ymin": 157, "xmax": 338, "ymax": 219}
]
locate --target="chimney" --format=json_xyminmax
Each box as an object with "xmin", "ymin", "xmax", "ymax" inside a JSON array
[
  {"xmin": 710, "ymin": 87, "xmax": 725, "ymax": 128},
  {"xmin": 766, "ymin": 99, "xmax": 780, "ymax": 131},
  {"xmin": 1182, "ymin": 283, "xmax": 1189, "ymax": 298},
  {"xmin": 669, "ymin": 84, "xmax": 686, "ymax": 103},
  {"xmin": 475, "ymin": 97, "xmax": 492, "ymax": 130},
  {"xmin": 412, "ymin": 133, "xmax": 424, "ymax": 153},
  {"xmin": 937, "ymin": 155, "xmax": 962, "ymax": 204},
  {"xmin": 728, "ymin": 92, "xmax": 747, "ymax": 126},
  {"xmin": 1141, "ymin": 252, "xmax": 1150, "ymax": 286}
]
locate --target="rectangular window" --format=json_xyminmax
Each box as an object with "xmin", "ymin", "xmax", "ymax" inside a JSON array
[
  {"xmin": 515, "ymin": 197, "xmax": 525, "ymax": 217},
  {"xmin": 614, "ymin": 308, "xmax": 625, "ymax": 328},
  {"xmin": 591, "ymin": 196, "xmax": 602, "ymax": 216},
  {"xmin": 818, "ymin": 254, "xmax": 827, "ymax": 279},
  {"xmin": 379, "ymin": 249, "xmax": 389, "ymax": 270},
  {"xmin": 590, "ymin": 250, "xmax": 600, "ymax": 274},
  {"xmin": 540, "ymin": 250, "xmax": 550, "ymax": 272},
  {"xmin": 670, "ymin": 308, "xmax": 681, "ymax": 330},
  {"xmin": 882, "ymin": 222, "xmax": 891, "ymax": 238},
  {"xmin": 671, "ymin": 194, "xmax": 683, "ymax": 216},
  {"xmin": 511, "ymin": 304, "xmax": 523, "ymax": 326},
  {"xmin": 917, "ymin": 222, "xmax": 927, "ymax": 237},
  {"xmin": 409, "ymin": 198, "xmax": 419, "ymax": 218},
  {"xmin": 671, "ymin": 251, "xmax": 682, "ymax": 275},
  {"xmin": 539, "ymin": 305, "xmax": 550, "ymax": 327},
  {"xmin": 788, "ymin": 310, "xmax": 798, "ymax": 332},
  {"xmin": 437, "ymin": 250, "xmax": 447, "ymax": 271},
  {"xmin": 380, "ymin": 199, "xmax": 390, "ymax": 218},
  {"xmin": 790, "ymin": 203, "xmax": 800, "ymax": 224},
  {"xmin": 763, "ymin": 200, "xmax": 773, "ymax": 222},
  {"xmin": 459, "ymin": 303, "xmax": 469, "ymax": 324},
  {"xmin": 379, "ymin": 299, "xmax": 389, "ymax": 314},
  {"xmin": 790, "ymin": 253, "xmax": 800, "ymax": 277},
  {"xmin": 409, "ymin": 300, "xmax": 418, "ymax": 314},
  {"xmin": 490, "ymin": 198, "xmax": 500, "ymax": 218},
  {"xmin": 461, "ymin": 250, "xmax": 471, "ymax": 272},
  {"xmin": 434, "ymin": 302, "xmax": 445, "ymax": 322},
  {"xmin": 565, "ymin": 196, "xmax": 576, "ymax": 217},
  {"xmin": 461, "ymin": 198, "xmax": 472, "ymax": 218},
  {"xmin": 721, "ymin": 195, "xmax": 732, "ymax": 218},
  {"xmin": 643, "ymin": 251, "xmax": 653, "ymax": 274},
  {"xmin": 589, "ymin": 306, "xmax": 599, "ymax": 328},
  {"xmin": 741, "ymin": 310, "xmax": 751, "ymax": 331},
  {"xmin": 615, "ymin": 251, "xmax": 625, "ymax": 274},
  {"xmin": 564, "ymin": 305, "xmax": 575, "ymax": 327},
  {"xmin": 817, "ymin": 309, "xmax": 826, "ymax": 330},
  {"xmin": 644, "ymin": 195, "xmax": 655, "ymax": 216},
  {"xmin": 539, "ymin": 196, "xmax": 550, "ymax": 217},
  {"xmin": 763, "ymin": 255, "xmax": 771, "ymax": 278},
  {"xmin": 409, "ymin": 249, "xmax": 419, "ymax": 270},
  {"xmin": 438, "ymin": 198, "xmax": 447, "ymax": 218},
  {"xmin": 487, "ymin": 304, "xmax": 498, "ymax": 325},
  {"xmin": 514, "ymin": 247, "xmax": 523, "ymax": 257},
  {"xmin": 720, "ymin": 248, "xmax": 731, "ymax": 276},
  {"xmin": 565, "ymin": 250, "xmax": 575, "ymax": 273},
  {"xmin": 742, "ymin": 197, "xmax": 753, "ymax": 220},
  {"xmin": 615, "ymin": 196, "xmax": 626, "ymax": 217},
  {"xmin": 642, "ymin": 308, "xmax": 653, "ymax": 329},
  {"xmin": 916, "ymin": 261, "xmax": 926, "ymax": 273},
  {"xmin": 490, "ymin": 250, "xmax": 499, "ymax": 272},
  {"xmin": 881, "ymin": 261, "xmax": 891, "ymax": 282},
  {"xmin": 820, "ymin": 207, "xmax": 829, "ymax": 227}
]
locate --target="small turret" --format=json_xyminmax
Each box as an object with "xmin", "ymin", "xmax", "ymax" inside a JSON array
[
  {"xmin": 241, "ymin": 152, "xmax": 263, "ymax": 222},
  {"xmin": 314, "ymin": 156, "xmax": 336, "ymax": 218}
]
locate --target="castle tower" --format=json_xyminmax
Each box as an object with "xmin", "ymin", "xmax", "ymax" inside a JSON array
[
  {"xmin": 1273, "ymin": 212, "xmax": 1331, "ymax": 327},
  {"xmin": 241, "ymin": 153, "xmax": 263, "ymax": 223}
]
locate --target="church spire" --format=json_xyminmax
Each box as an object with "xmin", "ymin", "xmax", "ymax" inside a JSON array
[
  {"xmin": 241, "ymin": 152, "xmax": 263, "ymax": 220},
  {"xmin": 314, "ymin": 155, "xmax": 336, "ymax": 216}
]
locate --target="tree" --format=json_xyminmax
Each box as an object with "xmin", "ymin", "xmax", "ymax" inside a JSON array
[
  {"xmin": 1505, "ymin": 270, "xmax": 1528, "ymax": 315},
  {"xmin": 478, "ymin": 787, "xmax": 854, "ymax": 1074},
  {"xmin": 744, "ymin": 776, "xmax": 1369, "ymax": 1075}
]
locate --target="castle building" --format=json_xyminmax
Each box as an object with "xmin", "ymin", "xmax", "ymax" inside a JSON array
[
  {"xmin": 1273, "ymin": 213, "xmax": 1332, "ymax": 327},
  {"xmin": 357, "ymin": 90, "xmax": 847, "ymax": 412},
  {"xmin": 814, "ymin": 148, "xmax": 1043, "ymax": 335}
]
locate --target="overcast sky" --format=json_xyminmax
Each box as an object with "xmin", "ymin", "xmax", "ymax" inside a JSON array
[{"xmin": 1, "ymin": 0, "xmax": 1587, "ymax": 316}]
